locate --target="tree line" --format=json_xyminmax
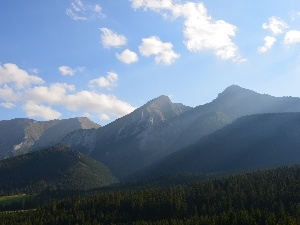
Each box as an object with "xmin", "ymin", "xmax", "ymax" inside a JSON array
[{"xmin": 1, "ymin": 165, "xmax": 300, "ymax": 224}]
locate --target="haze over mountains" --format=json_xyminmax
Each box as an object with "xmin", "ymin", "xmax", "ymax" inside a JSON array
[
  {"xmin": 138, "ymin": 113, "xmax": 300, "ymax": 179},
  {"xmin": 2, "ymin": 85, "xmax": 300, "ymax": 181},
  {"xmin": 0, "ymin": 117, "xmax": 99, "ymax": 159},
  {"xmin": 63, "ymin": 85, "xmax": 300, "ymax": 178}
]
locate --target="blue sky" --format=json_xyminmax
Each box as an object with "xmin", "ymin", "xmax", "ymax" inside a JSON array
[{"xmin": 1, "ymin": 0, "xmax": 300, "ymax": 125}]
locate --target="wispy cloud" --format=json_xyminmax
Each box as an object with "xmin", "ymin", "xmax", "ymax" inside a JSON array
[
  {"xmin": 100, "ymin": 28, "xmax": 127, "ymax": 48},
  {"xmin": 0, "ymin": 102, "xmax": 16, "ymax": 109},
  {"xmin": 139, "ymin": 36, "xmax": 180, "ymax": 65},
  {"xmin": 66, "ymin": 0, "xmax": 104, "ymax": 21},
  {"xmin": 58, "ymin": 66, "xmax": 85, "ymax": 76},
  {"xmin": 89, "ymin": 72, "xmax": 118, "ymax": 89},
  {"xmin": 131, "ymin": 0, "xmax": 245, "ymax": 62}
]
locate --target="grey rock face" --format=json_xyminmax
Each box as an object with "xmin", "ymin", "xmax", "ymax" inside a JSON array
[
  {"xmin": 0, "ymin": 117, "xmax": 99, "ymax": 159},
  {"xmin": 87, "ymin": 86, "xmax": 300, "ymax": 178}
]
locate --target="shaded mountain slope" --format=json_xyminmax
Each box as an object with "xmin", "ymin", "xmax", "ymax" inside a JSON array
[
  {"xmin": 63, "ymin": 85, "xmax": 300, "ymax": 178},
  {"xmin": 167, "ymin": 85, "xmax": 300, "ymax": 151},
  {"xmin": 138, "ymin": 113, "xmax": 300, "ymax": 179},
  {"xmin": 89, "ymin": 95, "xmax": 192, "ymax": 178},
  {"xmin": 0, "ymin": 145, "xmax": 117, "ymax": 194},
  {"xmin": 0, "ymin": 117, "xmax": 99, "ymax": 159}
]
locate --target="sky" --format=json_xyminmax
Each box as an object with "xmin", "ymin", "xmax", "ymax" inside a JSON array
[{"xmin": 1, "ymin": 0, "xmax": 300, "ymax": 125}]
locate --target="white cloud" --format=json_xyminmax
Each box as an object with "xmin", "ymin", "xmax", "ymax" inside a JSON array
[
  {"xmin": 29, "ymin": 68, "xmax": 39, "ymax": 74},
  {"xmin": 262, "ymin": 17, "xmax": 288, "ymax": 35},
  {"xmin": 59, "ymin": 66, "xmax": 75, "ymax": 76},
  {"xmin": 64, "ymin": 91, "xmax": 135, "ymax": 116},
  {"xmin": 25, "ymin": 81, "xmax": 135, "ymax": 118},
  {"xmin": 131, "ymin": 0, "xmax": 245, "ymax": 62},
  {"xmin": 1, "ymin": 63, "xmax": 136, "ymax": 121},
  {"xmin": 76, "ymin": 67, "xmax": 85, "ymax": 73},
  {"xmin": 0, "ymin": 63, "xmax": 44, "ymax": 89},
  {"xmin": 66, "ymin": 0, "xmax": 104, "ymax": 21},
  {"xmin": 26, "ymin": 86, "xmax": 135, "ymax": 119},
  {"xmin": 284, "ymin": 30, "xmax": 300, "ymax": 46},
  {"xmin": 26, "ymin": 83, "xmax": 75, "ymax": 105},
  {"xmin": 131, "ymin": 0, "xmax": 173, "ymax": 11},
  {"xmin": 292, "ymin": 11, "xmax": 300, "ymax": 21},
  {"xmin": 100, "ymin": 28, "xmax": 127, "ymax": 48},
  {"xmin": 0, "ymin": 102, "xmax": 16, "ymax": 109},
  {"xmin": 258, "ymin": 36, "xmax": 276, "ymax": 53},
  {"xmin": 100, "ymin": 113, "xmax": 110, "ymax": 120},
  {"xmin": 89, "ymin": 72, "xmax": 118, "ymax": 89},
  {"xmin": 23, "ymin": 101, "xmax": 62, "ymax": 120},
  {"xmin": 139, "ymin": 36, "xmax": 180, "ymax": 65},
  {"xmin": 116, "ymin": 49, "xmax": 139, "ymax": 64},
  {"xmin": 0, "ymin": 84, "xmax": 19, "ymax": 101},
  {"xmin": 58, "ymin": 66, "xmax": 85, "ymax": 76}
]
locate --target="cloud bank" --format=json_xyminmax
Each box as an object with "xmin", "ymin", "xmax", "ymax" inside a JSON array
[{"xmin": 0, "ymin": 63, "xmax": 135, "ymax": 121}]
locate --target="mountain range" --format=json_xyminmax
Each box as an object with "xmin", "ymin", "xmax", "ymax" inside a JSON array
[
  {"xmin": 0, "ymin": 117, "xmax": 99, "ymax": 159},
  {"xmin": 2, "ymin": 85, "xmax": 300, "ymax": 181},
  {"xmin": 63, "ymin": 85, "xmax": 300, "ymax": 178},
  {"xmin": 137, "ymin": 112, "xmax": 300, "ymax": 179}
]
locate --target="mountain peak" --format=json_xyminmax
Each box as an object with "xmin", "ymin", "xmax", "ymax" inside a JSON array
[
  {"xmin": 145, "ymin": 95, "xmax": 172, "ymax": 107},
  {"xmin": 216, "ymin": 85, "xmax": 256, "ymax": 100},
  {"xmin": 223, "ymin": 84, "xmax": 247, "ymax": 92}
]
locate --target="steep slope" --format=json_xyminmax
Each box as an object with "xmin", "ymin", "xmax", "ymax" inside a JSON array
[
  {"xmin": 63, "ymin": 85, "xmax": 300, "ymax": 178},
  {"xmin": 89, "ymin": 96, "xmax": 192, "ymax": 178},
  {"xmin": 0, "ymin": 117, "xmax": 100, "ymax": 159},
  {"xmin": 166, "ymin": 85, "xmax": 300, "ymax": 152},
  {"xmin": 139, "ymin": 113, "xmax": 300, "ymax": 178},
  {"xmin": 0, "ymin": 145, "xmax": 117, "ymax": 194}
]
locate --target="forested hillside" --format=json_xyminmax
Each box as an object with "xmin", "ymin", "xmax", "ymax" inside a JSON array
[
  {"xmin": 1, "ymin": 165, "xmax": 300, "ymax": 224},
  {"xmin": 0, "ymin": 145, "xmax": 117, "ymax": 194}
]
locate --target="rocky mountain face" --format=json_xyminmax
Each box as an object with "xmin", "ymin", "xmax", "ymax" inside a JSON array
[
  {"xmin": 138, "ymin": 113, "xmax": 300, "ymax": 179},
  {"xmin": 62, "ymin": 85, "xmax": 300, "ymax": 179},
  {"xmin": 165, "ymin": 84, "xmax": 300, "ymax": 152},
  {"xmin": 86, "ymin": 95, "xmax": 192, "ymax": 178},
  {"xmin": 0, "ymin": 117, "xmax": 99, "ymax": 159},
  {"xmin": 4, "ymin": 85, "xmax": 300, "ymax": 179}
]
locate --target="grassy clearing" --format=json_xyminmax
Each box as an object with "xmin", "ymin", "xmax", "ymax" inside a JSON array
[{"xmin": 0, "ymin": 194, "xmax": 28, "ymax": 206}]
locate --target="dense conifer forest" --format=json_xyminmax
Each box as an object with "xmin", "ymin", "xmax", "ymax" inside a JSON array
[{"xmin": 1, "ymin": 165, "xmax": 300, "ymax": 224}]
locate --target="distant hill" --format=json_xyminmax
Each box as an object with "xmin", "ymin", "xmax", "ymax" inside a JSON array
[
  {"xmin": 138, "ymin": 113, "xmax": 300, "ymax": 179},
  {"xmin": 0, "ymin": 145, "xmax": 117, "ymax": 194},
  {"xmin": 64, "ymin": 85, "xmax": 300, "ymax": 178},
  {"xmin": 0, "ymin": 117, "xmax": 100, "ymax": 159}
]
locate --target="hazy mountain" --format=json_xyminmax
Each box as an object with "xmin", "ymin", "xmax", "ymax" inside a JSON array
[
  {"xmin": 0, "ymin": 145, "xmax": 117, "ymax": 194},
  {"xmin": 165, "ymin": 85, "xmax": 300, "ymax": 151},
  {"xmin": 138, "ymin": 113, "xmax": 300, "ymax": 179},
  {"xmin": 89, "ymin": 95, "xmax": 192, "ymax": 178},
  {"xmin": 62, "ymin": 85, "xmax": 300, "ymax": 179},
  {"xmin": 0, "ymin": 117, "xmax": 99, "ymax": 159}
]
